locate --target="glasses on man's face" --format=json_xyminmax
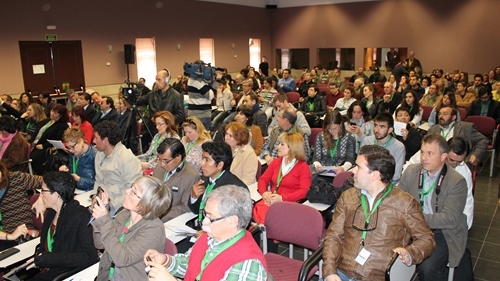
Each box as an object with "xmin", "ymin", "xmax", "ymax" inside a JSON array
[
  {"xmin": 156, "ymin": 157, "xmax": 174, "ymax": 165},
  {"xmin": 351, "ymin": 204, "xmax": 379, "ymax": 232},
  {"xmin": 202, "ymin": 210, "xmax": 228, "ymax": 223},
  {"xmin": 129, "ymin": 185, "xmax": 142, "ymax": 199}
]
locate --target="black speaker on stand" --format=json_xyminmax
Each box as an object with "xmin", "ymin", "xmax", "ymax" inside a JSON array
[{"xmin": 124, "ymin": 44, "xmax": 135, "ymax": 64}]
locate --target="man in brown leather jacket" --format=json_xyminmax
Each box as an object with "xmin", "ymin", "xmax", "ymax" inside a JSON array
[{"xmin": 323, "ymin": 145, "xmax": 435, "ymax": 281}]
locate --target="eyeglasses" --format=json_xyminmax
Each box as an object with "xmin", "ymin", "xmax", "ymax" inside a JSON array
[
  {"xmin": 156, "ymin": 122, "xmax": 166, "ymax": 126},
  {"xmin": 41, "ymin": 189, "xmax": 53, "ymax": 194},
  {"xmin": 156, "ymin": 157, "xmax": 174, "ymax": 165},
  {"xmin": 66, "ymin": 140, "xmax": 81, "ymax": 151},
  {"xmin": 202, "ymin": 210, "xmax": 228, "ymax": 223},
  {"xmin": 129, "ymin": 185, "xmax": 142, "ymax": 199},
  {"xmin": 351, "ymin": 204, "xmax": 379, "ymax": 232}
]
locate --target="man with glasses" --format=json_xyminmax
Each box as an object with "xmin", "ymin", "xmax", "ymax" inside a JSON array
[
  {"xmin": 144, "ymin": 185, "xmax": 267, "ymax": 280},
  {"xmin": 323, "ymin": 145, "xmax": 435, "ymax": 281},
  {"xmin": 152, "ymin": 138, "xmax": 200, "ymax": 222},
  {"xmin": 399, "ymin": 134, "xmax": 468, "ymax": 280},
  {"xmin": 427, "ymin": 105, "xmax": 488, "ymax": 165},
  {"xmin": 93, "ymin": 121, "xmax": 142, "ymax": 215},
  {"xmin": 188, "ymin": 142, "xmax": 247, "ymax": 223}
]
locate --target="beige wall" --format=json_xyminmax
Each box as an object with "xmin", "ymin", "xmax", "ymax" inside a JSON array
[
  {"xmin": 270, "ymin": 0, "xmax": 499, "ymax": 74},
  {"xmin": 1, "ymin": 0, "xmax": 498, "ymax": 96}
]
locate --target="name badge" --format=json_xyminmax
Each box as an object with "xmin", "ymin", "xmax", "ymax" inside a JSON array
[{"xmin": 355, "ymin": 248, "xmax": 372, "ymax": 266}]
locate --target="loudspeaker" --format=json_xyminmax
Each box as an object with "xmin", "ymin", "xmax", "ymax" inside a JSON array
[
  {"xmin": 124, "ymin": 44, "xmax": 135, "ymax": 64},
  {"xmin": 265, "ymin": 4, "xmax": 277, "ymax": 9}
]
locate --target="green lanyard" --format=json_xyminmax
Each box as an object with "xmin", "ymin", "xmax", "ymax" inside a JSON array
[
  {"xmin": 480, "ymin": 101, "xmax": 490, "ymax": 116},
  {"xmin": 329, "ymin": 139, "xmax": 339, "ymax": 159},
  {"xmin": 72, "ymin": 156, "xmax": 79, "ymax": 174},
  {"xmin": 440, "ymin": 123, "xmax": 455, "ymax": 139},
  {"xmin": 150, "ymin": 135, "xmax": 165, "ymax": 160},
  {"xmin": 185, "ymin": 141, "xmax": 196, "ymax": 154},
  {"xmin": 409, "ymin": 105, "xmax": 413, "ymax": 113},
  {"xmin": 109, "ymin": 218, "xmax": 131, "ymax": 279},
  {"xmin": 196, "ymin": 230, "xmax": 246, "ymax": 281},
  {"xmin": 275, "ymin": 160, "xmax": 296, "ymax": 193},
  {"xmin": 419, "ymin": 175, "xmax": 438, "ymax": 207},
  {"xmin": 40, "ymin": 120, "xmax": 53, "ymax": 134},
  {"xmin": 0, "ymin": 211, "xmax": 3, "ymax": 232},
  {"xmin": 374, "ymin": 135, "xmax": 394, "ymax": 148},
  {"xmin": 46, "ymin": 225, "xmax": 56, "ymax": 252},
  {"xmin": 359, "ymin": 183, "xmax": 393, "ymax": 245},
  {"xmin": 26, "ymin": 122, "xmax": 35, "ymax": 130},
  {"xmin": 308, "ymin": 101, "xmax": 314, "ymax": 112},
  {"xmin": 198, "ymin": 171, "xmax": 225, "ymax": 222},
  {"xmin": 427, "ymin": 96, "xmax": 436, "ymax": 106}
]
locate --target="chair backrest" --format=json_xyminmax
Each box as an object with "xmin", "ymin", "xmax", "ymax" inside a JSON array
[
  {"xmin": 458, "ymin": 107, "xmax": 467, "ymax": 120},
  {"xmin": 256, "ymin": 162, "xmax": 262, "ymax": 182},
  {"xmin": 421, "ymin": 105, "xmax": 433, "ymax": 122},
  {"xmin": 29, "ymin": 194, "xmax": 43, "ymax": 230},
  {"xmin": 332, "ymin": 171, "xmax": 354, "ymax": 189},
  {"xmin": 164, "ymin": 238, "xmax": 178, "ymax": 255},
  {"xmin": 285, "ymin": 92, "xmax": 301, "ymax": 103},
  {"xmin": 318, "ymin": 84, "xmax": 329, "ymax": 95},
  {"xmin": 308, "ymin": 128, "xmax": 323, "ymax": 149},
  {"xmin": 265, "ymin": 202, "xmax": 324, "ymax": 251},
  {"xmin": 465, "ymin": 116, "xmax": 496, "ymax": 138}
]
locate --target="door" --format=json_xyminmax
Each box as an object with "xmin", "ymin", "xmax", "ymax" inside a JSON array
[{"xmin": 19, "ymin": 41, "xmax": 85, "ymax": 93}]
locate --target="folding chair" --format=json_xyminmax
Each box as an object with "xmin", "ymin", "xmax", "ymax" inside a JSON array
[{"xmin": 465, "ymin": 116, "xmax": 497, "ymax": 177}]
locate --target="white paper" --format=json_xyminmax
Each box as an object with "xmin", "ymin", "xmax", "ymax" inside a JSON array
[
  {"xmin": 223, "ymin": 99, "xmax": 232, "ymax": 111},
  {"xmin": 47, "ymin": 139, "xmax": 66, "ymax": 149},
  {"xmin": 166, "ymin": 225, "xmax": 197, "ymax": 235},
  {"xmin": 418, "ymin": 122, "xmax": 430, "ymax": 131},
  {"xmin": 319, "ymin": 166, "xmax": 336, "ymax": 177},
  {"xmin": 32, "ymin": 64, "xmax": 45, "ymax": 74},
  {"xmin": 393, "ymin": 121, "xmax": 407, "ymax": 136}
]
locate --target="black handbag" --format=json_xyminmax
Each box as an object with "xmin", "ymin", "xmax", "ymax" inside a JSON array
[{"xmin": 306, "ymin": 176, "xmax": 338, "ymax": 206}]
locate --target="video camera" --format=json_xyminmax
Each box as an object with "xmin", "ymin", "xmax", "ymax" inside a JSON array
[
  {"xmin": 121, "ymin": 82, "xmax": 140, "ymax": 105},
  {"xmin": 183, "ymin": 61, "xmax": 217, "ymax": 83}
]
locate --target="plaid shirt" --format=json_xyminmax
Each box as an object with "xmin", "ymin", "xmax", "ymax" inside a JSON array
[{"xmin": 166, "ymin": 236, "xmax": 267, "ymax": 281}]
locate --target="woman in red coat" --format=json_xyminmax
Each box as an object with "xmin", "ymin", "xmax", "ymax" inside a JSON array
[{"xmin": 258, "ymin": 132, "xmax": 312, "ymax": 206}]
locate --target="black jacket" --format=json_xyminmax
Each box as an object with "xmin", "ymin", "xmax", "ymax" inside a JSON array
[
  {"xmin": 34, "ymin": 200, "xmax": 98, "ymax": 280},
  {"xmin": 85, "ymin": 105, "xmax": 97, "ymax": 123},
  {"xmin": 467, "ymin": 99, "xmax": 500, "ymax": 124},
  {"xmin": 378, "ymin": 92, "xmax": 403, "ymax": 114},
  {"xmin": 92, "ymin": 108, "xmax": 119, "ymax": 126},
  {"xmin": 188, "ymin": 170, "xmax": 248, "ymax": 214},
  {"xmin": 137, "ymin": 87, "xmax": 185, "ymax": 124},
  {"xmin": 300, "ymin": 95, "xmax": 327, "ymax": 117}
]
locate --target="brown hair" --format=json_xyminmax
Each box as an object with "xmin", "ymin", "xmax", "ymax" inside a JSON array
[
  {"xmin": 225, "ymin": 122, "xmax": 250, "ymax": 146},
  {"xmin": 322, "ymin": 110, "xmax": 346, "ymax": 149},
  {"xmin": 153, "ymin": 111, "xmax": 179, "ymax": 136}
]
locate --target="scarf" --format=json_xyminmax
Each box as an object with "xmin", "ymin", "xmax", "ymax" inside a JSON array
[{"xmin": 0, "ymin": 131, "xmax": 17, "ymax": 159}]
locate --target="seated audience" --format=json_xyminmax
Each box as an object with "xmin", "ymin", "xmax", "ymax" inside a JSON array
[
  {"xmin": 312, "ymin": 110, "xmax": 356, "ymax": 174},
  {"xmin": 379, "ymin": 81, "xmax": 403, "ymax": 114},
  {"xmin": 455, "ymin": 82, "xmax": 476, "ymax": 110},
  {"xmin": 138, "ymin": 111, "xmax": 180, "ymax": 170},
  {"xmin": 20, "ymin": 92, "xmax": 35, "ymax": 112},
  {"xmin": 0, "ymin": 115, "xmax": 29, "ymax": 172},
  {"xmin": 78, "ymin": 92, "xmax": 97, "ymax": 122},
  {"xmin": 181, "ymin": 116, "xmax": 212, "ymax": 173},
  {"xmin": 259, "ymin": 76, "xmax": 279, "ymax": 119},
  {"xmin": 333, "ymin": 85, "xmax": 355, "ymax": 112},
  {"xmin": 345, "ymin": 101, "xmax": 374, "ymax": 145},
  {"xmin": 30, "ymin": 104, "xmax": 70, "ymax": 175},
  {"xmin": 144, "ymin": 185, "xmax": 267, "ymax": 281},
  {"xmin": 70, "ymin": 105, "xmax": 93, "ymax": 144},
  {"xmin": 299, "ymin": 84, "xmax": 327, "ymax": 128},
  {"xmin": 152, "ymin": 138, "xmax": 200, "ymax": 222},
  {"xmin": 224, "ymin": 122, "xmax": 258, "ymax": 186},
  {"xmin": 267, "ymin": 94, "xmax": 311, "ymax": 136},
  {"xmin": 393, "ymin": 90, "xmax": 423, "ymax": 126},
  {"xmin": 394, "ymin": 107, "xmax": 422, "ymax": 161},
  {"xmin": 38, "ymin": 91, "xmax": 54, "ymax": 117},
  {"xmin": 243, "ymin": 93, "xmax": 268, "ymax": 137},
  {"xmin": 326, "ymin": 82, "xmax": 344, "ymax": 111},
  {"xmin": 92, "ymin": 96, "xmax": 119, "ymax": 126},
  {"xmin": 361, "ymin": 84, "xmax": 382, "ymax": 119},
  {"xmin": 0, "ymin": 162, "xmax": 42, "ymax": 251},
  {"xmin": 115, "ymin": 97, "xmax": 137, "ymax": 151},
  {"xmin": 91, "ymin": 176, "xmax": 172, "ymax": 281},
  {"xmin": 211, "ymin": 78, "xmax": 233, "ymax": 128},
  {"xmin": 20, "ymin": 103, "xmax": 47, "ymax": 142},
  {"xmin": 59, "ymin": 127, "xmax": 96, "ymax": 191},
  {"xmin": 428, "ymin": 92, "xmax": 461, "ymax": 126},
  {"xmin": 467, "ymin": 86, "xmax": 500, "ymax": 124},
  {"xmin": 419, "ymin": 84, "xmax": 442, "ymax": 107},
  {"xmin": 233, "ymin": 105, "xmax": 264, "ymax": 156},
  {"xmin": 27, "ymin": 171, "xmax": 98, "ymax": 280}
]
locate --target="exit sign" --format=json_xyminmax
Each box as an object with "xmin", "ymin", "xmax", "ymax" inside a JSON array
[{"xmin": 45, "ymin": 34, "xmax": 57, "ymax": 41}]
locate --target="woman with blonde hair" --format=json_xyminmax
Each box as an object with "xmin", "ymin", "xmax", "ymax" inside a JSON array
[
  {"xmin": 224, "ymin": 122, "xmax": 258, "ymax": 185},
  {"xmin": 181, "ymin": 116, "xmax": 212, "ymax": 172},
  {"xmin": 138, "ymin": 111, "xmax": 180, "ymax": 170},
  {"xmin": 20, "ymin": 103, "xmax": 47, "ymax": 142}
]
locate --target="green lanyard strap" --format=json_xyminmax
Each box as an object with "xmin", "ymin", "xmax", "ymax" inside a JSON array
[
  {"xmin": 72, "ymin": 156, "xmax": 79, "ymax": 174},
  {"xmin": 198, "ymin": 171, "xmax": 225, "ymax": 222},
  {"xmin": 440, "ymin": 123, "xmax": 455, "ymax": 140},
  {"xmin": 359, "ymin": 183, "xmax": 393, "ymax": 245},
  {"xmin": 109, "ymin": 218, "xmax": 131, "ymax": 279},
  {"xmin": 196, "ymin": 230, "xmax": 246, "ymax": 281},
  {"xmin": 329, "ymin": 139, "xmax": 340, "ymax": 159},
  {"xmin": 0, "ymin": 212, "xmax": 3, "ymax": 232},
  {"xmin": 308, "ymin": 101, "xmax": 314, "ymax": 112},
  {"xmin": 46, "ymin": 224, "xmax": 56, "ymax": 252}
]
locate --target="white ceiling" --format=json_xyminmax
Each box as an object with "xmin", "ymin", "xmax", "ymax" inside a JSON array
[{"xmin": 194, "ymin": 0, "xmax": 380, "ymax": 9}]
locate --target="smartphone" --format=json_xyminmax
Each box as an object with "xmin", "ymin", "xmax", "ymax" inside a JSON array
[{"xmin": 350, "ymin": 122, "xmax": 357, "ymax": 126}]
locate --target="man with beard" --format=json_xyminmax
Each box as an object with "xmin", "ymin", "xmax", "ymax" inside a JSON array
[
  {"xmin": 361, "ymin": 113, "xmax": 405, "ymax": 184},
  {"xmin": 427, "ymin": 105, "xmax": 488, "ymax": 165},
  {"xmin": 298, "ymin": 72, "xmax": 314, "ymax": 100}
]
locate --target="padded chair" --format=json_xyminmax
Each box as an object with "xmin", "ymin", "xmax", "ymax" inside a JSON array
[
  {"xmin": 261, "ymin": 202, "xmax": 324, "ymax": 281},
  {"xmin": 256, "ymin": 162, "xmax": 262, "ymax": 182},
  {"xmin": 308, "ymin": 128, "xmax": 323, "ymax": 158},
  {"xmin": 421, "ymin": 105, "xmax": 433, "ymax": 123},
  {"xmin": 332, "ymin": 171, "xmax": 354, "ymax": 189},
  {"xmin": 164, "ymin": 238, "xmax": 178, "ymax": 255},
  {"xmin": 318, "ymin": 83, "xmax": 329, "ymax": 96},
  {"xmin": 465, "ymin": 116, "xmax": 497, "ymax": 177},
  {"xmin": 285, "ymin": 92, "xmax": 301, "ymax": 104},
  {"xmin": 458, "ymin": 107, "xmax": 467, "ymax": 120}
]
